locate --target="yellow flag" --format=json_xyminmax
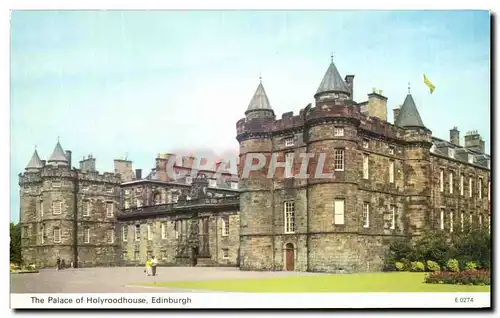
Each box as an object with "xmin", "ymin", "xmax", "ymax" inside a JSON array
[{"xmin": 423, "ymin": 74, "xmax": 435, "ymax": 94}]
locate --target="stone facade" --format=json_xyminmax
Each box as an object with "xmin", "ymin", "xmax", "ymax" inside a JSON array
[{"xmin": 236, "ymin": 60, "xmax": 491, "ymax": 273}]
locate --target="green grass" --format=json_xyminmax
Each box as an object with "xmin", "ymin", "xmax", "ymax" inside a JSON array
[{"xmin": 137, "ymin": 272, "xmax": 490, "ymax": 292}]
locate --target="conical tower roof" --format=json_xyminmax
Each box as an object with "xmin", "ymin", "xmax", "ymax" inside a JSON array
[
  {"xmin": 245, "ymin": 81, "xmax": 273, "ymax": 114},
  {"xmin": 395, "ymin": 93, "xmax": 425, "ymax": 128},
  {"xmin": 315, "ymin": 60, "xmax": 351, "ymax": 97},
  {"xmin": 48, "ymin": 140, "xmax": 68, "ymax": 164},
  {"xmin": 25, "ymin": 149, "xmax": 43, "ymax": 170}
]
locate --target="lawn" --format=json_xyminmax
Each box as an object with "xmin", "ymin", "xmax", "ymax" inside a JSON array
[{"xmin": 138, "ymin": 272, "xmax": 490, "ymax": 292}]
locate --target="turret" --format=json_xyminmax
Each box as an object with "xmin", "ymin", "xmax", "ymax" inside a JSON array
[
  {"xmin": 244, "ymin": 77, "xmax": 275, "ymax": 121},
  {"xmin": 25, "ymin": 147, "xmax": 43, "ymax": 172},
  {"xmin": 47, "ymin": 139, "xmax": 69, "ymax": 166},
  {"xmin": 314, "ymin": 56, "xmax": 351, "ymax": 103}
]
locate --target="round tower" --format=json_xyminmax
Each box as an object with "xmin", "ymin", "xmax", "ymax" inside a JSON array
[
  {"xmin": 236, "ymin": 78, "xmax": 276, "ymax": 270},
  {"xmin": 305, "ymin": 58, "xmax": 362, "ymax": 272}
]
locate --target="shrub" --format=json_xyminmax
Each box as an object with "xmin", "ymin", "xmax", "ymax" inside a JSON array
[
  {"xmin": 424, "ymin": 270, "xmax": 490, "ymax": 285},
  {"xmin": 395, "ymin": 262, "xmax": 405, "ymax": 271},
  {"xmin": 465, "ymin": 261, "xmax": 478, "ymax": 271},
  {"xmin": 446, "ymin": 259, "xmax": 460, "ymax": 272},
  {"xmin": 410, "ymin": 261, "xmax": 425, "ymax": 272},
  {"xmin": 426, "ymin": 260, "xmax": 441, "ymax": 272}
]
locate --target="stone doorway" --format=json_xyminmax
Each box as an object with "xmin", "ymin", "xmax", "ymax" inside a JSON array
[{"xmin": 285, "ymin": 243, "xmax": 294, "ymax": 271}]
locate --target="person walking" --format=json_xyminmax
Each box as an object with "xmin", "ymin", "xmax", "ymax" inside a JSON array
[
  {"xmin": 151, "ymin": 256, "xmax": 158, "ymax": 276},
  {"xmin": 145, "ymin": 258, "xmax": 152, "ymax": 276},
  {"xmin": 56, "ymin": 256, "xmax": 61, "ymax": 271}
]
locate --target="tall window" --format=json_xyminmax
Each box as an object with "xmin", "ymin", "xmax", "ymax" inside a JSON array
[
  {"xmin": 334, "ymin": 127, "xmax": 344, "ymax": 137},
  {"xmin": 135, "ymin": 224, "xmax": 140, "ymax": 241},
  {"xmin": 106, "ymin": 202, "xmax": 114, "ymax": 217},
  {"xmin": 440, "ymin": 208, "xmax": 444, "ymax": 230},
  {"xmin": 439, "ymin": 170, "xmax": 444, "ymax": 192},
  {"xmin": 222, "ymin": 216, "xmax": 230, "ymax": 236},
  {"xmin": 362, "ymin": 154, "xmax": 369, "ymax": 179},
  {"xmin": 469, "ymin": 212, "xmax": 473, "ymax": 227},
  {"xmin": 161, "ymin": 223, "xmax": 167, "ymax": 239},
  {"xmin": 174, "ymin": 221, "xmax": 179, "ymax": 239},
  {"xmin": 124, "ymin": 200, "xmax": 130, "ymax": 209},
  {"xmin": 40, "ymin": 225, "xmax": 45, "ymax": 244},
  {"xmin": 53, "ymin": 227, "xmax": 61, "ymax": 243},
  {"xmin": 362, "ymin": 139, "xmax": 369, "ymax": 149},
  {"xmin": 478, "ymin": 177, "xmax": 483, "ymax": 199},
  {"xmin": 285, "ymin": 152, "xmax": 294, "ymax": 178},
  {"xmin": 122, "ymin": 226, "xmax": 128, "ymax": 242},
  {"xmin": 334, "ymin": 199, "xmax": 345, "ymax": 225},
  {"xmin": 52, "ymin": 200, "xmax": 62, "ymax": 215},
  {"xmin": 284, "ymin": 201, "xmax": 296, "ymax": 233},
  {"xmin": 284, "ymin": 136, "xmax": 295, "ymax": 146},
  {"xmin": 147, "ymin": 224, "xmax": 152, "ymax": 240},
  {"xmin": 469, "ymin": 178, "xmax": 473, "ymax": 197},
  {"xmin": 389, "ymin": 160, "xmax": 394, "ymax": 183},
  {"xmin": 479, "ymin": 214, "xmax": 483, "ymax": 226},
  {"xmin": 84, "ymin": 227, "xmax": 90, "ymax": 243},
  {"xmin": 460, "ymin": 174, "xmax": 464, "ymax": 196},
  {"xmin": 40, "ymin": 200, "xmax": 44, "ymax": 217},
  {"xmin": 449, "ymin": 172, "xmax": 453, "ymax": 194},
  {"xmin": 460, "ymin": 212, "xmax": 464, "ymax": 232},
  {"xmin": 449, "ymin": 211, "xmax": 453, "ymax": 233},
  {"xmin": 107, "ymin": 229, "xmax": 114, "ymax": 243},
  {"xmin": 362, "ymin": 202, "xmax": 370, "ymax": 228},
  {"xmin": 334, "ymin": 149, "xmax": 344, "ymax": 171},
  {"xmin": 390, "ymin": 205, "xmax": 396, "ymax": 230},
  {"xmin": 83, "ymin": 201, "xmax": 90, "ymax": 216},
  {"xmin": 136, "ymin": 199, "xmax": 142, "ymax": 207}
]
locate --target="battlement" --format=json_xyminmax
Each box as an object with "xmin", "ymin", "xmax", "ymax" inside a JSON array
[
  {"xmin": 304, "ymin": 102, "xmax": 361, "ymax": 123},
  {"xmin": 19, "ymin": 165, "xmax": 121, "ymax": 186}
]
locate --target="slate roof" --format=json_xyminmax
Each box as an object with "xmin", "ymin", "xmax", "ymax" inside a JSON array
[
  {"xmin": 315, "ymin": 61, "xmax": 351, "ymax": 96},
  {"xmin": 48, "ymin": 141, "xmax": 68, "ymax": 164},
  {"xmin": 395, "ymin": 94, "xmax": 425, "ymax": 128},
  {"xmin": 246, "ymin": 82, "xmax": 272, "ymax": 112},
  {"xmin": 25, "ymin": 149, "xmax": 43, "ymax": 170}
]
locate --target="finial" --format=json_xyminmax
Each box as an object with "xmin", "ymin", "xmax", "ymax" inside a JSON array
[
  {"xmin": 408, "ymin": 82, "xmax": 411, "ymax": 94},
  {"xmin": 259, "ymin": 72, "xmax": 262, "ymax": 83},
  {"xmin": 57, "ymin": 136, "xmax": 60, "ymax": 142},
  {"xmin": 34, "ymin": 145, "xmax": 37, "ymax": 150},
  {"xmin": 330, "ymin": 53, "xmax": 333, "ymax": 63}
]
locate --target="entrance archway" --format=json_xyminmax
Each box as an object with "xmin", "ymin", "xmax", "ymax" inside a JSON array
[{"xmin": 285, "ymin": 243, "xmax": 294, "ymax": 271}]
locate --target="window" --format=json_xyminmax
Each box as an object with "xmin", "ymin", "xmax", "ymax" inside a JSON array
[
  {"xmin": 40, "ymin": 225, "xmax": 45, "ymax": 244},
  {"xmin": 389, "ymin": 160, "xmax": 394, "ymax": 183},
  {"xmin": 22, "ymin": 226, "xmax": 28, "ymax": 238},
  {"xmin": 185, "ymin": 177, "xmax": 192, "ymax": 184},
  {"xmin": 334, "ymin": 127, "xmax": 344, "ymax": 137},
  {"xmin": 53, "ymin": 227, "xmax": 61, "ymax": 243},
  {"xmin": 124, "ymin": 200, "xmax": 130, "ymax": 209},
  {"xmin": 362, "ymin": 139, "xmax": 369, "ymax": 149},
  {"xmin": 469, "ymin": 178, "xmax": 473, "ymax": 197},
  {"xmin": 52, "ymin": 200, "xmax": 62, "ymax": 215},
  {"xmin": 125, "ymin": 189, "xmax": 130, "ymax": 195},
  {"xmin": 460, "ymin": 174, "xmax": 464, "ymax": 196},
  {"xmin": 175, "ymin": 221, "xmax": 179, "ymax": 239},
  {"xmin": 122, "ymin": 226, "xmax": 128, "ymax": 242},
  {"xmin": 362, "ymin": 154, "xmax": 369, "ymax": 179},
  {"xmin": 284, "ymin": 201, "xmax": 296, "ymax": 233},
  {"xmin": 81, "ymin": 184, "xmax": 88, "ymax": 191},
  {"xmin": 135, "ymin": 224, "xmax": 140, "ymax": 241},
  {"xmin": 222, "ymin": 216, "xmax": 230, "ymax": 236},
  {"xmin": 82, "ymin": 201, "xmax": 90, "ymax": 216},
  {"xmin": 440, "ymin": 209, "xmax": 444, "ymax": 230},
  {"xmin": 106, "ymin": 202, "xmax": 114, "ymax": 217},
  {"xmin": 222, "ymin": 248, "xmax": 229, "ymax": 259},
  {"xmin": 449, "ymin": 172, "xmax": 453, "ymax": 194},
  {"xmin": 107, "ymin": 186, "xmax": 113, "ymax": 193},
  {"xmin": 136, "ymin": 199, "xmax": 142, "ymax": 207},
  {"xmin": 448, "ymin": 148, "xmax": 454, "ymax": 158},
  {"xmin": 449, "ymin": 211, "xmax": 453, "ymax": 233},
  {"xmin": 388, "ymin": 146, "xmax": 395, "ymax": 155},
  {"xmin": 468, "ymin": 154, "xmax": 474, "ymax": 164},
  {"xmin": 334, "ymin": 199, "xmax": 345, "ymax": 225},
  {"xmin": 134, "ymin": 251, "xmax": 140, "ymax": 261},
  {"xmin": 107, "ymin": 229, "xmax": 114, "ymax": 243},
  {"xmin": 334, "ymin": 149, "xmax": 344, "ymax": 171},
  {"xmin": 469, "ymin": 212, "xmax": 473, "ymax": 227},
  {"xmin": 460, "ymin": 212, "xmax": 464, "ymax": 232},
  {"xmin": 285, "ymin": 152, "xmax": 294, "ymax": 178},
  {"xmin": 439, "ymin": 170, "xmax": 444, "ymax": 192},
  {"xmin": 147, "ymin": 224, "xmax": 152, "ymax": 240},
  {"xmin": 478, "ymin": 178, "xmax": 482, "ymax": 199},
  {"xmin": 84, "ymin": 227, "xmax": 90, "ymax": 243},
  {"xmin": 362, "ymin": 202, "xmax": 370, "ymax": 228},
  {"xmin": 53, "ymin": 181, "xmax": 61, "ymax": 188},
  {"xmin": 231, "ymin": 182, "xmax": 238, "ymax": 190},
  {"xmin": 40, "ymin": 200, "xmax": 44, "ymax": 217},
  {"xmin": 172, "ymin": 194, "xmax": 179, "ymax": 203},
  {"xmin": 284, "ymin": 136, "xmax": 295, "ymax": 147},
  {"xmin": 161, "ymin": 223, "xmax": 167, "ymax": 239},
  {"xmin": 390, "ymin": 205, "xmax": 396, "ymax": 229},
  {"xmin": 209, "ymin": 179, "xmax": 216, "ymax": 187},
  {"xmin": 479, "ymin": 214, "xmax": 483, "ymax": 226}
]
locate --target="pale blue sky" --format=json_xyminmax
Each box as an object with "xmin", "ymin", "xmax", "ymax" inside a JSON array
[{"xmin": 10, "ymin": 10, "xmax": 490, "ymax": 222}]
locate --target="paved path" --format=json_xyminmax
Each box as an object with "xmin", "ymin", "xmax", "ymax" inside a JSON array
[{"xmin": 10, "ymin": 266, "xmax": 320, "ymax": 293}]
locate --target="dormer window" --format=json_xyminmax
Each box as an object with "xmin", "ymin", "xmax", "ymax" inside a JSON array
[
  {"xmin": 231, "ymin": 182, "xmax": 238, "ymax": 190},
  {"xmin": 284, "ymin": 136, "xmax": 294, "ymax": 147},
  {"xmin": 388, "ymin": 146, "xmax": 395, "ymax": 155},
  {"xmin": 362, "ymin": 139, "xmax": 369, "ymax": 149},
  {"xmin": 468, "ymin": 154, "xmax": 474, "ymax": 164},
  {"xmin": 448, "ymin": 148, "xmax": 455, "ymax": 158},
  {"xmin": 208, "ymin": 179, "xmax": 216, "ymax": 187},
  {"xmin": 334, "ymin": 127, "xmax": 344, "ymax": 137}
]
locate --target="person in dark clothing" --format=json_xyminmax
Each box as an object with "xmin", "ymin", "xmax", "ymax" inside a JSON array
[
  {"xmin": 56, "ymin": 256, "xmax": 61, "ymax": 271},
  {"xmin": 61, "ymin": 259, "xmax": 66, "ymax": 269},
  {"xmin": 151, "ymin": 256, "xmax": 158, "ymax": 276}
]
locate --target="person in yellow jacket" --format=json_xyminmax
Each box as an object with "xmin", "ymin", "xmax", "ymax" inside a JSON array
[{"xmin": 145, "ymin": 258, "xmax": 152, "ymax": 276}]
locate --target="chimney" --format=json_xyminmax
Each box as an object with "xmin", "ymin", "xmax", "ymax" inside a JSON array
[
  {"xmin": 182, "ymin": 156, "xmax": 194, "ymax": 169},
  {"xmin": 367, "ymin": 90, "xmax": 388, "ymax": 121},
  {"xmin": 113, "ymin": 159, "xmax": 134, "ymax": 182},
  {"xmin": 464, "ymin": 130, "xmax": 485, "ymax": 153},
  {"xmin": 79, "ymin": 155, "xmax": 96, "ymax": 172},
  {"xmin": 135, "ymin": 169, "xmax": 142, "ymax": 180},
  {"xmin": 450, "ymin": 126, "xmax": 460, "ymax": 146},
  {"xmin": 393, "ymin": 105, "xmax": 401, "ymax": 123},
  {"xmin": 345, "ymin": 75, "xmax": 355, "ymax": 99},
  {"xmin": 41, "ymin": 160, "xmax": 46, "ymax": 167},
  {"xmin": 65, "ymin": 150, "xmax": 72, "ymax": 168}
]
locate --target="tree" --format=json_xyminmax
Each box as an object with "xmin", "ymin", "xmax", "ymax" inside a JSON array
[{"xmin": 10, "ymin": 222, "xmax": 22, "ymax": 264}]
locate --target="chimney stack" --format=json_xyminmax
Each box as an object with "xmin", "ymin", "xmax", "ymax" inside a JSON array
[
  {"xmin": 135, "ymin": 169, "xmax": 142, "ymax": 180},
  {"xmin": 450, "ymin": 126, "xmax": 460, "ymax": 146},
  {"xmin": 345, "ymin": 75, "xmax": 355, "ymax": 99},
  {"xmin": 464, "ymin": 130, "xmax": 485, "ymax": 153},
  {"xmin": 367, "ymin": 91, "xmax": 388, "ymax": 121},
  {"xmin": 393, "ymin": 105, "xmax": 401, "ymax": 123},
  {"xmin": 65, "ymin": 150, "xmax": 72, "ymax": 168}
]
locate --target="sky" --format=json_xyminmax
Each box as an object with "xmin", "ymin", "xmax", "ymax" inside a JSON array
[{"xmin": 10, "ymin": 10, "xmax": 490, "ymax": 222}]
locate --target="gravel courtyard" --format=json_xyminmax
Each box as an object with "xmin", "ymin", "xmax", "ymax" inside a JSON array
[{"xmin": 10, "ymin": 266, "xmax": 320, "ymax": 293}]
